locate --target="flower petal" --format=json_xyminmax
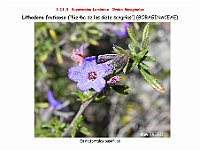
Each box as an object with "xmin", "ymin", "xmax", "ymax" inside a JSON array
[
  {"xmin": 68, "ymin": 65, "xmax": 83, "ymax": 82},
  {"xmin": 77, "ymin": 79, "xmax": 92, "ymax": 92},
  {"xmin": 96, "ymin": 63, "xmax": 112, "ymax": 77},
  {"xmin": 91, "ymin": 77, "xmax": 106, "ymax": 92},
  {"xmin": 82, "ymin": 56, "xmax": 96, "ymax": 68},
  {"xmin": 46, "ymin": 90, "xmax": 62, "ymax": 108}
]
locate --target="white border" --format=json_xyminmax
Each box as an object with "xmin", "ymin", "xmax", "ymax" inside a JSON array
[{"xmin": 0, "ymin": 0, "xmax": 200, "ymax": 150}]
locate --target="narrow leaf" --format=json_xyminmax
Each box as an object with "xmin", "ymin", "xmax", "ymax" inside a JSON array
[
  {"xmin": 87, "ymin": 29, "xmax": 99, "ymax": 34},
  {"xmin": 60, "ymin": 123, "xmax": 66, "ymax": 129},
  {"xmin": 56, "ymin": 48, "xmax": 63, "ymax": 64},
  {"xmin": 76, "ymin": 115, "xmax": 83, "ymax": 124},
  {"xmin": 49, "ymin": 29, "xmax": 57, "ymax": 40},
  {"xmin": 71, "ymin": 128, "xmax": 76, "ymax": 138},
  {"xmin": 138, "ymin": 49, "xmax": 149, "ymax": 61},
  {"xmin": 139, "ymin": 66, "xmax": 166, "ymax": 94},
  {"xmin": 113, "ymin": 44, "xmax": 127, "ymax": 54},
  {"xmin": 142, "ymin": 38, "xmax": 149, "ymax": 49},
  {"xmin": 142, "ymin": 23, "xmax": 150, "ymax": 48},
  {"xmin": 112, "ymin": 85, "xmax": 130, "ymax": 95},
  {"xmin": 88, "ymin": 38, "xmax": 99, "ymax": 45},
  {"xmin": 127, "ymin": 26, "xmax": 141, "ymax": 49},
  {"xmin": 123, "ymin": 58, "xmax": 129, "ymax": 73},
  {"xmin": 42, "ymin": 124, "xmax": 54, "ymax": 129},
  {"xmin": 142, "ymin": 55, "xmax": 156, "ymax": 62},
  {"xmin": 139, "ymin": 62, "xmax": 151, "ymax": 70},
  {"xmin": 80, "ymin": 127, "xmax": 90, "ymax": 136},
  {"xmin": 128, "ymin": 44, "xmax": 137, "ymax": 56},
  {"xmin": 125, "ymin": 59, "xmax": 136, "ymax": 72}
]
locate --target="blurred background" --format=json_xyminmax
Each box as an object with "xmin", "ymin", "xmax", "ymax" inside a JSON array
[{"xmin": 34, "ymin": 22, "xmax": 170, "ymax": 137}]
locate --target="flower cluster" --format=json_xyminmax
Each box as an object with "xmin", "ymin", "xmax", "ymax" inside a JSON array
[{"xmin": 68, "ymin": 45, "xmax": 124, "ymax": 93}]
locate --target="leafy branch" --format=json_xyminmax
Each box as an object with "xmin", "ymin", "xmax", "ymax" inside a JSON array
[
  {"xmin": 113, "ymin": 23, "xmax": 166, "ymax": 94},
  {"xmin": 61, "ymin": 92, "xmax": 98, "ymax": 137}
]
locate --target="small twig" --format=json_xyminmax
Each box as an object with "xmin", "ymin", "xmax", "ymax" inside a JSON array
[
  {"xmin": 53, "ymin": 111, "xmax": 75, "ymax": 118},
  {"xmin": 61, "ymin": 93, "xmax": 98, "ymax": 137}
]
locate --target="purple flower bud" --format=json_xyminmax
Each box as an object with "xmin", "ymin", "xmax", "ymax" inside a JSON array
[{"xmin": 107, "ymin": 76, "xmax": 122, "ymax": 85}]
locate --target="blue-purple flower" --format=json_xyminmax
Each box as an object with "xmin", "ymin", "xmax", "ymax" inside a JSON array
[
  {"xmin": 42, "ymin": 90, "xmax": 69, "ymax": 121},
  {"xmin": 114, "ymin": 23, "xmax": 133, "ymax": 38},
  {"xmin": 46, "ymin": 90, "xmax": 62, "ymax": 109},
  {"xmin": 68, "ymin": 56, "xmax": 112, "ymax": 92}
]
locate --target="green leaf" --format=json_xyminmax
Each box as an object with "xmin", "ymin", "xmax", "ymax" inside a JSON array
[
  {"xmin": 42, "ymin": 124, "xmax": 54, "ymax": 129},
  {"xmin": 138, "ymin": 49, "xmax": 149, "ymax": 61},
  {"xmin": 128, "ymin": 44, "xmax": 137, "ymax": 56},
  {"xmin": 142, "ymin": 23, "xmax": 150, "ymax": 49},
  {"xmin": 130, "ymin": 61, "xmax": 137, "ymax": 71},
  {"xmin": 127, "ymin": 26, "xmax": 142, "ymax": 50},
  {"xmin": 124, "ymin": 59, "xmax": 136, "ymax": 72},
  {"xmin": 93, "ymin": 95, "xmax": 109, "ymax": 103},
  {"xmin": 139, "ymin": 62, "xmax": 151, "ymax": 70},
  {"xmin": 80, "ymin": 127, "xmax": 90, "ymax": 136},
  {"xmin": 123, "ymin": 58, "xmax": 129, "ymax": 73},
  {"xmin": 142, "ymin": 55, "xmax": 156, "ymax": 62},
  {"xmin": 60, "ymin": 123, "xmax": 66, "ymax": 129},
  {"xmin": 56, "ymin": 47, "xmax": 63, "ymax": 64},
  {"xmin": 87, "ymin": 29, "xmax": 99, "ymax": 34},
  {"xmin": 71, "ymin": 91, "xmax": 94, "ymax": 102},
  {"xmin": 112, "ymin": 85, "xmax": 130, "ymax": 95},
  {"xmin": 71, "ymin": 91, "xmax": 83, "ymax": 98},
  {"xmin": 139, "ymin": 66, "xmax": 166, "ymax": 94},
  {"xmin": 71, "ymin": 128, "xmax": 76, "ymax": 138},
  {"xmin": 76, "ymin": 115, "xmax": 83, "ymax": 124},
  {"xmin": 49, "ymin": 29, "xmax": 57, "ymax": 41},
  {"xmin": 35, "ymin": 102, "xmax": 49, "ymax": 108},
  {"xmin": 54, "ymin": 116, "xmax": 59, "ymax": 127},
  {"xmin": 113, "ymin": 45, "xmax": 127, "ymax": 54},
  {"xmin": 88, "ymin": 38, "xmax": 99, "ymax": 45},
  {"xmin": 122, "ymin": 55, "xmax": 136, "ymax": 73}
]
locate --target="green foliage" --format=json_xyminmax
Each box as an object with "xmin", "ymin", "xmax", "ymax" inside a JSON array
[
  {"xmin": 112, "ymin": 85, "xmax": 130, "ymax": 95},
  {"xmin": 141, "ymin": 23, "xmax": 150, "ymax": 49},
  {"xmin": 71, "ymin": 115, "xmax": 90, "ymax": 137},
  {"xmin": 69, "ymin": 22, "xmax": 100, "ymax": 45},
  {"xmin": 41, "ymin": 116, "xmax": 67, "ymax": 137},
  {"xmin": 71, "ymin": 91, "xmax": 95, "ymax": 102},
  {"xmin": 112, "ymin": 23, "xmax": 166, "ymax": 94},
  {"xmin": 35, "ymin": 22, "xmax": 168, "ymax": 138}
]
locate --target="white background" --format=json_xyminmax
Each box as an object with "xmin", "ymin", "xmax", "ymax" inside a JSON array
[{"xmin": 0, "ymin": 0, "xmax": 200, "ymax": 150}]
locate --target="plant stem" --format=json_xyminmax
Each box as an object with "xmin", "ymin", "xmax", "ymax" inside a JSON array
[{"xmin": 61, "ymin": 93, "xmax": 98, "ymax": 137}]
